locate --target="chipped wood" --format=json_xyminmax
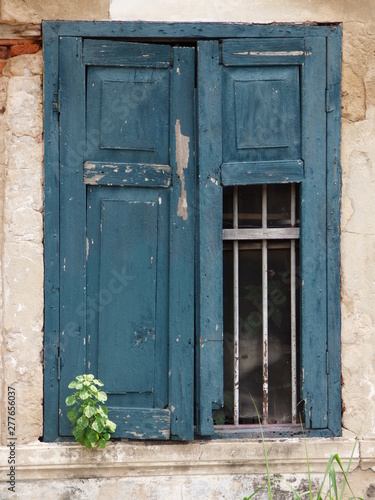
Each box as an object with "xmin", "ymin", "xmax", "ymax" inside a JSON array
[
  {"xmin": 175, "ymin": 119, "xmax": 189, "ymax": 220},
  {"xmin": 83, "ymin": 161, "xmax": 172, "ymax": 187}
]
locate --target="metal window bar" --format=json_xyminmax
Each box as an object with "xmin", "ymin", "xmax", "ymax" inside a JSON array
[
  {"xmin": 262, "ymin": 185, "xmax": 268, "ymax": 425},
  {"xmin": 291, "ymin": 184, "xmax": 297, "ymax": 423},
  {"xmin": 233, "ymin": 186, "xmax": 240, "ymax": 426}
]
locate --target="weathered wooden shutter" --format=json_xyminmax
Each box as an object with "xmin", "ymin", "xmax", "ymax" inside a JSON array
[
  {"xmin": 196, "ymin": 41, "xmax": 224, "ymax": 436},
  {"xmin": 58, "ymin": 39, "xmax": 195, "ymax": 440},
  {"xmin": 196, "ymin": 37, "xmax": 328, "ymax": 432}
]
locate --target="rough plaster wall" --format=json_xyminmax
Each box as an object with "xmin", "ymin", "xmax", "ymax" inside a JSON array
[
  {"xmin": 1, "ymin": 0, "xmax": 110, "ymax": 22},
  {"xmin": 340, "ymin": 21, "xmax": 375, "ymax": 439},
  {"xmin": 0, "ymin": 474, "xmax": 326, "ymax": 500},
  {"xmin": 0, "ymin": 53, "xmax": 43, "ymax": 445},
  {"xmin": 7, "ymin": 472, "xmax": 375, "ymax": 499},
  {"xmin": 0, "ymin": 0, "xmax": 374, "ymax": 496}
]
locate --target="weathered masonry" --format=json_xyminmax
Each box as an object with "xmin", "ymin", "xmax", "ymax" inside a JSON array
[
  {"xmin": 44, "ymin": 22, "xmax": 341, "ymax": 442},
  {"xmin": 0, "ymin": 3, "xmax": 375, "ymax": 497}
]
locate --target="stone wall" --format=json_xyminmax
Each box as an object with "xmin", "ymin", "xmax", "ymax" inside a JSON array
[
  {"xmin": 0, "ymin": 44, "xmax": 44, "ymax": 445},
  {"xmin": 0, "ymin": 0, "xmax": 375, "ymax": 498}
]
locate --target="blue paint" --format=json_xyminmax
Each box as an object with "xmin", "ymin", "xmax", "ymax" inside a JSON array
[{"xmin": 44, "ymin": 23, "xmax": 341, "ymax": 441}]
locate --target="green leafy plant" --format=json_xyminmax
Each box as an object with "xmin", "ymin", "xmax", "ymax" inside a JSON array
[{"xmin": 65, "ymin": 374, "xmax": 116, "ymax": 449}]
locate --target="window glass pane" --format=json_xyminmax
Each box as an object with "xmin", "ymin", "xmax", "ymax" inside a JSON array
[
  {"xmin": 238, "ymin": 185, "xmax": 262, "ymax": 228},
  {"xmin": 223, "ymin": 188, "xmax": 233, "ymax": 229},
  {"xmin": 239, "ymin": 246, "xmax": 263, "ymax": 423},
  {"xmin": 267, "ymin": 245, "xmax": 292, "ymax": 423},
  {"xmin": 221, "ymin": 244, "xmax": 234, "ymax": 424},
  {"xmin": 267, "ymin": 184, "xmax": 291, "ymax": 227}
]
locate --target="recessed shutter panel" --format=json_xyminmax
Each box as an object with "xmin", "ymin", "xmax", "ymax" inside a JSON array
[{"xmin": 58, "ymin": 39, "xmax": 195, "ymax": 440}]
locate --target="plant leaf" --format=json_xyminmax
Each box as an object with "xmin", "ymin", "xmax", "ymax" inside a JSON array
[
  {"xmin": 83, "ymin": 437, "xmax": 93, "ymax": 449},
  {"xmin": 79, "ymin": 391, "xmax": 90, "ymax": 400},
  {"xmin": 67, "ymin": 407, "xmax": 78, "ymax": 423},
  {"xmin": 96, "ymin": 406, "xmax": 107, "ymax": 418},
  {"xmin": 97, "ymin": 391, "xmax": 108, "ymax": 402},
  {"xmin": 76, "ymin": 415, "xmax": 89, "ymax": 430},
  {"xmin": 105, "ymin": 419, "xmax": 116, "ymax": 433},
  {"xmin": 84, "ymin": 405, "xmax": 96, "ymax": 418},
  {"xmin": 65, "ymin": 395, "xmax": 76, "ymax": 406},
  {"xmin": 86, "ymin": 428, "xmax": 99, "ymax": 444},
  {"xmin": 68, "ymin": 381, "xmax": 77, "ymax": 389},
  {"xmin": 94, "ymin": 379, "xmax": 104, "ymax": 387},
  {"xmin": 73, "ymin": 426, "xmax": 84, "ymax": 440}
]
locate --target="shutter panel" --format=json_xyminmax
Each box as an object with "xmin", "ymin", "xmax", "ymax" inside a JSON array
[
  {"xmin": 220, "ymin": 37, "xmax": 328, "ymax": 428},
  {"xmin": 196, "ymin": 41, "xmax": 224, "ymax": 436},
  {"xmin": 220, "ymin": 38, "xmax": 304, "ymax": 186},
  {"xmin": 58, "ymin": 40, "xmax": 195, "ymax": 440},
  {"xmin": 196, "ymin": 37, "xmax": 328, "ymax": 432}
]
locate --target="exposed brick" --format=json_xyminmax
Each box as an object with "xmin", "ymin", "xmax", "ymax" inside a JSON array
[
  {"xmin": 0, "ymin": 39, "xmax": 38, "ymax": 46},
  {"xmin": 0, "ymin": 61, "xmax": 7, "ymax": 75},
  {"xmin": 10, "ymin": 43, "xmax": 40, "ymax": 57},
  {"xmin": 0, "ymin": 46, "xmax": 9, "ymax": 59}
]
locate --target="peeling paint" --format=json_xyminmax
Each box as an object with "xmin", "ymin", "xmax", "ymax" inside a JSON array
[
  {"xmin": 85, "ymin": 174, "xmax": 105, "ymax": 185},
  {"xmin": 233, "ymin": 50, "xmax": 305, "ymax": 56},
  {"xmin": 175, "ymin": 119, "xmax": 189, "ymax": 220}
]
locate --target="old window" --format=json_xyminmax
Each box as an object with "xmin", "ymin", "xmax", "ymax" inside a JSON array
[{"xmin": 44, "ymin": 22, "xmax": 341, "ymax": 441}]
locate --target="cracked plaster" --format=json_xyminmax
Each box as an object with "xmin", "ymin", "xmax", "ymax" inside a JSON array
[{"xmin": 0, "ymin": 0, "xmax": 375, "ymax": 497}]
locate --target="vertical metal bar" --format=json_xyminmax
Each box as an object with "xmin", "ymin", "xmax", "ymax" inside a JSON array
[
  {"xmin": 291, "ymin": 184, "xmax": 297, "ymax": 423},
  {"xmin": 233, "ymin": 187, "xmax": 240, "ymax": 426},
  {"xmin": 262, "ymin": 185, "xmax": 268, "ymax": 424}
]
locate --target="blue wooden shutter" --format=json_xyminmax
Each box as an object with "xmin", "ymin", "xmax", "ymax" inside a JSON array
[
  {"xmin": 196, "ymin": 37, "xmax": 328, "ymax": 433},
  {"xmin": 58, "ymin": 39, "xmax": 195, "ymax": 440},
  {"xmin": 196, "ymin": 41, "xmax": 224, "ymax": 435},
  {"xmin": 223, "ymin": 37, "xmax": 328, "ymax": 429}
]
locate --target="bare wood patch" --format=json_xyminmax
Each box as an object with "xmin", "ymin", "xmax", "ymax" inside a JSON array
[{"xmin": 175, "ymin": 119, "xmax": 189, "ymax": 221}]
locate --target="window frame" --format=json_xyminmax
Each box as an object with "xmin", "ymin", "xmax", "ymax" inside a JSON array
[{"xmin": 43, "ymin": 21, "xmax": 342, "ymax": 441}]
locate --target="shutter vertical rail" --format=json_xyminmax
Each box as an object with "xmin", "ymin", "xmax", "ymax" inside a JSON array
[
  {"xmin": 262, "ymin": 185, "xmax": 269, "ymax": 424},
  {"xmin": 233, "ymin": 186, "xmax": 239, "ymax": 426},
  {"xmin": 196, "ymin": 40, "xmax": 224, "ymax": 436}
]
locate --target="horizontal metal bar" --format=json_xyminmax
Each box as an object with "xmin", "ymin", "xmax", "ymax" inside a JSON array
[
  {"xmin": 84, "ymin": 161, "xmax": 172, "ymax": 187},
  {"xmin": 221, "ymin": 160, "xmax": 304, "ymax": 185},
  {"xmin": 223, "ymin": 228, "xmax": 300, "ymax": 240},
  {"xmin": 223, "ymin": 241, "xmax": 295, "ymax": 251}
]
